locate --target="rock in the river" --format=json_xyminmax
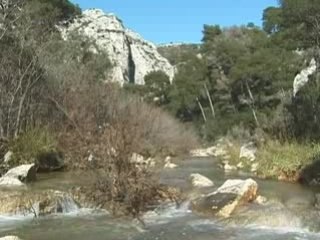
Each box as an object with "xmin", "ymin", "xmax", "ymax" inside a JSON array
[
  {"xmin": 192, "ymin": 178, "xmax": 258, "ymax": 217},
  {"xmin": 60, "ymin": 9, "xmax": 175, "ymax": 85},
  {"xmin": 3, "ymin": 164, "xmax": 36, "ymax": 182},
  {"xmin": 0, "ymin": 177, "xmax": 24, "ymax": 187},
  {"xmin": 224, "ymin": 161, "xmax": 237, "ymax": 172},
  {"xmin": 0, "ymin": 237, "xmax": 22, "ymax": 240},
  {"xmin": 189, "ymin": 173, "xmax": 214, "ymax": 188},
  {"xmin": 164, "ymin": 157, "xmax": 177, "ymax": 169},
  {"xmin": 37, "ymin": 151, "xmax": 64, "ymax": 172},
  {"xmin": 239, "ymin": 142, "xmax": 256, "ymax": 162},
  {"xmin": 299, "ymin": 160, "xmax": 320, "ymax": 185}
]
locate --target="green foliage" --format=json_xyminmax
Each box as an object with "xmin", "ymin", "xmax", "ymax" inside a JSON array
[
  {"xmin": 144, "ymin": 71, "xmax": 171, "ymax": 105},
  {"xmin": 169, "ymin": 56, "xmax": 206, "ymax": 120},
  {"xmin": 257, "ymin": 140, "xmax": 320, "ymax": 180},
  {"xmin": 9, "ymin": 128, "xmax": 58, "ymax": 166}
]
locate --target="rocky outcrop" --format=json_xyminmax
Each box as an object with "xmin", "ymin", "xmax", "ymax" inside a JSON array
[
  {"xmin": 60, "ymin": 9, "xmax": 175, "ymax": 85},
  {"xmin": 3, "ymin": 164, "xmax": 36, "ymax": 182},
  {"xmin": 192, "ymin": 179, "xmax": 258, "ymax": 217},
  {"xmin": 293, "ymin": 58, "xmax": 317, "ymax": 97},
  {"xmin": 189, "ymin": 173, "xmax": 214, "ymax": 188}
]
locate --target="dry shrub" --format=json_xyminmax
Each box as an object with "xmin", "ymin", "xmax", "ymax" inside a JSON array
[{"xmin": 55, "ymin": 84, "xmax": 191, "ymax": 217}]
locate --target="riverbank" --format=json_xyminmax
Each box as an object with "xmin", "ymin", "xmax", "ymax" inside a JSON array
[{"xmin": 192, "ymin": 137, "xmax": 320, "ymax": 184}]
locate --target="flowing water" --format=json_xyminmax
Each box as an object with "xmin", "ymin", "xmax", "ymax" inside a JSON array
[{"xmin": 1, "ymin": 157, "xmax": 320, "ymax": 240}]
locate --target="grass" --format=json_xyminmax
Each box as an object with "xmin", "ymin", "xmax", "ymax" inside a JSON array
[
  {"xmin": 9, "ymin": 128, "xmax": 58, "ymax": 166},
  {"xmin": 256, "ymin": 140, "xmax": 320, "ymax": 181}
]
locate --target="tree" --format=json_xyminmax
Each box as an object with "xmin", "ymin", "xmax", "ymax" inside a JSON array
[{"xmin": 144, "ymin": 71, "xmax": 171, "ymax": 106}]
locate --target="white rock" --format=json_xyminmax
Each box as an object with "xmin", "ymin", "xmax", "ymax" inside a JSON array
[
  {"xmin": 4, "ymin": 164, "xmax": 36, "ymax": 182},
  {"xmin": 239, "ymin": 142, "xmax": 257, "ymax": 162},
  {"xmin": 213, "ymin": 178, "xmax": 258, "ymax": 197},
  {"xmin": 88, "ymin": 153, "xmax": 94, "ymax": 162},
  {"xmin": 190, "ymin": 148, "xmax": 210, "ymax": 157},
  {"xmin": 164, "ymin": 157, "xmax": 177, "ymax": 169},
  {"xmin": 293, "ymin": 58, "xmax": 317, "ymax": 96},
  {"xmin": 255, "ymin": 195, "xmax": 267, "ymax": 205},
  {"xmin": 251, "ymin": 162, "xmax": 259, "ymax": 172},
  {"xmin": 60, "ymin": 9, "xmax": 174, "ymax": 85},
  {"xmin": 0, "ymin": 177, "xmax": 24, "ymax": 186},
  {"xmin": 237, "ymin": 162, "xmax": 244, "ymax": 169},
  {"xmin": 189, "ymin": 173, "xmax": 214, "ymax": 188},
  {"xmin": 3, "ymin": 151, "xmax": 13, "ymax": 163},
  {"xmin": 130, "ymin": 153, "xmax": 145, "ymax": 164},
  {"xmin": 224, "ymin": 162, "xmax": 237, "ymax": 172},
  {"xmin": 0, "ymin": 237, "xmax": 22, "ymax": 240}
]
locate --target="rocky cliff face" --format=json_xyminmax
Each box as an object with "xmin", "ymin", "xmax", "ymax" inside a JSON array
[{"xmin": 60, "ymin": 9, "xmax": 175, "ymax": 85}]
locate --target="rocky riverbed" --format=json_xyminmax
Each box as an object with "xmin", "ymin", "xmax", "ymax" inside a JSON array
[{"xmin": 0, "ymin": 156, "xmax": 319, "ymax": 239}]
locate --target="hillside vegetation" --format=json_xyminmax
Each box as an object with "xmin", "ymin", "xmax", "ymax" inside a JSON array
[{"xmin": 129, "ymin": 0, "xmax": 320, "ymax": 180}]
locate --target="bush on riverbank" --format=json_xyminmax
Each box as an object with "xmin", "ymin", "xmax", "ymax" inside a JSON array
[{"xmin": 8, "ymin": 128, "xmax": 58, "ymax": 167}]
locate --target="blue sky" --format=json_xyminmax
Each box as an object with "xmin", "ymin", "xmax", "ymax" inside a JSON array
[{"xmin": 70, "ymin": 0, "xmax": 277, "ymax": 44}]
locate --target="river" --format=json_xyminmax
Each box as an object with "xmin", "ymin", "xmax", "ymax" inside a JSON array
[{"xmin": 0, "ymin": 157, "xmax": 320, "ymax": 240}]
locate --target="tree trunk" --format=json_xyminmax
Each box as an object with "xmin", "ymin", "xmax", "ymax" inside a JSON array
[
  {"xmin": 245, "ymin": 80, "xmax": 259, "ymax": 127},
  {"xmin": 197, "ymin": 97, "xmax": 207, "ymax": 123},
  {"xmin": 204, "ymin": 83, "xmax": 215, "ymax": 118}
]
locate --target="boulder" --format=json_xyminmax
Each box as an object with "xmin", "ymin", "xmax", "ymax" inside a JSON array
[
  {"xmin": 224, "ymin": 161, "xmax": 237, "ymax": 172},
  {"xmin": 3, "ymin": 164, "xmax": 36, "ymax": 182},
  {"xmin": 299, "ymin": 160, "xmax": 320, "ymax": 185},
  {"xmin": 239, "ymin": 142, "xmax": 257, "ymax": 162},
  {"xmin": 0, "ymin": 237, "xmax": 22, "ymax": 240},
  {"xmin": 192, "ymin": 178, "xmax": 258, "ymax": 217},
  {"xmin": 37, "ymin": 151, "xmax": 64, "ymax": 172},
  {"xmin": 164, "ymin": 158, "xmax": 178, "ymax": 169},
  {"xmin": 189, "ymin": 173, "xmax": 214, "ymax": 188},
  {"xmin": 0, "ymin": 177, "xmax": 24, "ymax": 187}
]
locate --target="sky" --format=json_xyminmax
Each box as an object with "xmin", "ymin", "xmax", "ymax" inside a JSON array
[{"xmin": 70, "ymin": 0, "xmax": 278, "ymax": 44}]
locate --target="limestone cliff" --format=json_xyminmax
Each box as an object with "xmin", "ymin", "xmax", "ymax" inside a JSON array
[{"xmin": 60, "ymin": 9, "xmax": 175, "ymax": 85}]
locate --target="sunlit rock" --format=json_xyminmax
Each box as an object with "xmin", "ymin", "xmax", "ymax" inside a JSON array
[
  {"xmin": 189, "ymin": 173, "xmax": 214, "ymax": 188},
  {"xmin": 192, "ymin": 178, "xmax": 258, "ymax": 217},
  {"xmin": 3, "ymin": 164, "xmax": 36, "ymax": 182}
]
